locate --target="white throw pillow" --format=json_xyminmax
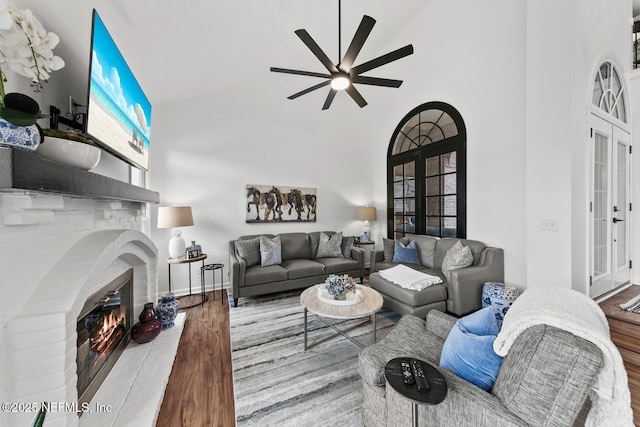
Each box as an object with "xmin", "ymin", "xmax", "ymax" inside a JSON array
[
  {"xmin": 441, "ymin": 241, "xmax": 473, "ymax": 273},
  {"xmin": 260, "ymin": 235, "xmax": 282, "ymax": 267}
]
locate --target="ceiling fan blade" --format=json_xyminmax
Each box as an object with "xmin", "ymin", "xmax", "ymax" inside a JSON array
[
  {"xmin": 270, "ymin": 67, "xmax": 331, "ymax": 79},
  {"xmin": 287, "ymin": 80, "xmax": 331, "ymax": 100},
  {"xmin": 345, "ymin": 85, "xmax": 367, "ymax": 108},
  {"xmin": 339, "ymin": 15, "xmax": 376, "ymax": 72},
  {"xmin": 351, "ymin": 76, "xmax": 403, "ymax": 88},
  {"xmin": 322, "ymin": 89, "xmax": 337, "ymax": 110},
  {"xmin": 350, "ymin": 44, "xmax": 414, "ymax": 76},
  {"xmin": 295, "ymin": 29, "xmax": 339, "ymax": 73}
]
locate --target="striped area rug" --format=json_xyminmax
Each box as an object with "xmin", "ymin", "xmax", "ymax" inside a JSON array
[{"xmin": 230, "ymin": 290, "xmax": 399, "ymax": 427}]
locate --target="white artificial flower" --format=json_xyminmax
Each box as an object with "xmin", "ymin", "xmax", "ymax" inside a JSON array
[{"xmin": 0, "ymin": 2, "xmax": 64, "ymax": 92}]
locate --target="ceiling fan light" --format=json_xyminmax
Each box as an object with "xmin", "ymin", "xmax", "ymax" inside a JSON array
[{"xmin": 331, "ymin": 75, "xmax": 351, "ymax": 90}]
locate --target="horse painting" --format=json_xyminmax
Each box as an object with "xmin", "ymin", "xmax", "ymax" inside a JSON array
[{"xmin": 245, "ymin": 184, "xmax": 317, "ymax": 223}]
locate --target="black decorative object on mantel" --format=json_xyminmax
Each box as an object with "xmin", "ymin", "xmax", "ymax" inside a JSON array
[
  {"xmin": 49, "ymin": 105, "xmax": 85, "ymax": 132},
  {"xmin": 270, "ymin": 0, "xmax": 413, "ymax": 110}
]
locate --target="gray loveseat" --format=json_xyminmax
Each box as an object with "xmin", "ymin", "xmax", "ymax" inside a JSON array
[
  {"xmin": 369, "ymin": 235, "xmax": 504, "ymax": 317},
  {"xmin": 358, "ymin": 310, "xmax": 602, "ymax": 426},
  {"xmin": 229, "ymin": 231, "xmax": 364, "ymax": 307}
]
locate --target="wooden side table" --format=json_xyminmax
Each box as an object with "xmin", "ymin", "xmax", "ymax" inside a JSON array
[
  {"xmin": 167, "ymin": 254, "xmax": 209, "ymax": 309},
  {"xmin": 599, "ymin": 285, "xmax": 640, "ymax": 425}
]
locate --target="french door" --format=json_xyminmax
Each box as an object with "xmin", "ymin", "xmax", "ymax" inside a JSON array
[{"xmin": 590, "ymin": 113, "xmax": 631, "ymax": 297}]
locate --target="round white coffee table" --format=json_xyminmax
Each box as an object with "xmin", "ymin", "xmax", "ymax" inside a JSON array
[{"xmin": 300, "ymin": 284, "xmax": 383, "ymax": 350}]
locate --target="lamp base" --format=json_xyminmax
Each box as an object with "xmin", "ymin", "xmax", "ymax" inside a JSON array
[{"xmin": 168, "ymin": 230, "xmax": 186, "ymax": 259}]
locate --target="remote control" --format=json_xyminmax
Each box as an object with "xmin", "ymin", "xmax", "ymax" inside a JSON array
[
  {"xmin": 401, "ymin": 361, "xmax": 414, "ymax": 384},
  {"xmin": 411, "ymin": 359, "xmax": 430, "ymax": 391}
]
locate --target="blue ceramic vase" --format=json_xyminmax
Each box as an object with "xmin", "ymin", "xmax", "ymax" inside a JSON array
[
  {"xmin": 156, "ymin": 293, "xmax": 179, "ymax": 329},
  {"xmin": 0, "ymin": 117, "xmax": 42, "ymax": 151}
]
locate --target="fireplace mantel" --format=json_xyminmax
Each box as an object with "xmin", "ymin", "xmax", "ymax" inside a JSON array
[{"xmin": 0, "ymin": 148, "xmax": 159, "ymax": 203}]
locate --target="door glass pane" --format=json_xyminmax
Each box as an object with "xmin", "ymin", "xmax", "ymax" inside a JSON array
[
  {"xmin": 443, "ymin": 196, "xmax": 456, "ymax": 216},
  {"xmin": 442, "ymin": 218, "xmax": 457, "ymax": 237},
  {"xmin": 393, "ymin": 160, "xmax": 416, "ymax": 237},
  {"xmin": 616, "ymin": 142, "xmax": 627, "ymax": 268},
  {"xmin": 441, "ymin": 152, "xmax": 457, "ymax": 172},
  {"xmin": 593, "ymin": 133, "xmax": 608, "ymax": 276},
  {"xmin": 442, "ymin": 173, "xmax": 456, "ymax": 194},
  {"xmin": 424, "ymin": 152, "xmax": 458, "ymax": 237},
  {"xmin": 393, "ymin": 182, "xmax": 403, "ymax": 198},
  {"xmin": 405, "ymin": 180, "xmax": 415, "ymax": 197},
  {"xmin": 426, "ymin": 156, "xmax": 439, "ymax": 176},
  {"xmin": 406, "ymin": 216, "xmax": 416, "ymax": 233},
  {"xmin": 393, "ymin": 165, "xmax": 404, "ymax": 181},
  {"xmin": 405, "ymin": 199, "xmax": 415, "ymax": 213},
  {"xmin": 427, "ymin": 217, "xmax": 440, "ymax": 235},
  {"xmin": 394, "ymin": 215, "xmax": 405, "ymax": 231},
  {"xmin": 426, "ymin": 177, "xmax": 439, "ymax": 196},
  {"xmin": 426, "ymin": 196, "xmax": 440, "ymax": 216}
]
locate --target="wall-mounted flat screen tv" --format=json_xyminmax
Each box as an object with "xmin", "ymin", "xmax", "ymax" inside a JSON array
[{"xmin": 86, "ymin": 10, "xmax": 151, "ymax": 171}]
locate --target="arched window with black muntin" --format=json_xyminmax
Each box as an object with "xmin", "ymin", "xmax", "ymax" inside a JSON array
[{"xmin": 387, "ymin": 101, "xmax": 467, "ymax": 239}]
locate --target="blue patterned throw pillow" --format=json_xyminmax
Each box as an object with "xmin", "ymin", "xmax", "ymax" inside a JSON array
[
  {"xmin": 439, "ymin": 307, "xmax": 504, "ymax": 391},
  {"xmin": 392, "ymin": 240, "xmax": 420, "ymax": 264},
  {"xmin": 260, "ymin": 235, "xmax": 282, "ymax": 267}
]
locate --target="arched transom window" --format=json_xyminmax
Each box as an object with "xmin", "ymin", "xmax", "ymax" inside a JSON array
[{"xmin": 592, "ymin": 61, "xmax": 627, "ymax": 123}]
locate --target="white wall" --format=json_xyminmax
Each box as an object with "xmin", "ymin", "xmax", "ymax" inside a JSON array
[
  {"xmin": 367, "ymin": 0, "xmax": 529, "ymax": 289},
  {"xmin": 570, "ymin": 0, "xmax": 634, "ymax": 293},
  {"xmin": 149, "ymin": 96, "xmax": 375, "ymax": 293}
]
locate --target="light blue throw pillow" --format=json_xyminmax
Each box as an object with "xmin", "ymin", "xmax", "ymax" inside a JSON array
[
  {"xmin": 392, "ymin": 240, "xmax": 420, "ymax": 264},
  {"xmin": 260, "ymin": 235, "xmax": 282, "ymax": 267},
  {"xmin": 439, "ymin": 307, "xmax": 504, "ymax": 391}
]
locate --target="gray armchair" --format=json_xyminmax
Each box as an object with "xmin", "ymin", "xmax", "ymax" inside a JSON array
[{"xmin": 358, "ymin": 310, "xmax": 603, "ymax": 426}]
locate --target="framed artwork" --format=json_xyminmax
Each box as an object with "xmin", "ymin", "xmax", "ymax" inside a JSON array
[{"xmin": 246, "ymin": 185, "xmax": 317, "ymax": 223}]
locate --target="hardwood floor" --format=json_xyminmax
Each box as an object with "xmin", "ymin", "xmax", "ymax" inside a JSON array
[
  {"xmin": 599, "ymin": 285, "xmax": 640, "ymax": 426},
  {"xmin": 157, "ymin": 290, "xmax": 235, "ymax": 427}
]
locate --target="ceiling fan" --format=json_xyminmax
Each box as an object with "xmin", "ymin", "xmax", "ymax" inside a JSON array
[{"xmin": 270, "ymin": 0, "xmax": 414, "ymax": 110}]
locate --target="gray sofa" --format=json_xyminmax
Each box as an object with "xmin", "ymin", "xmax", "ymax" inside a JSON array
[
  {"xmin": 229, "ymin": 231, "xmax": 364, "ymax": 306},
  {"xmin": 358, "ymin": 310, "xmax": 602, "ymax": 426},
  {"xmin": 369, "ymin": 235, "xmax": 504, "ymax": 317}
]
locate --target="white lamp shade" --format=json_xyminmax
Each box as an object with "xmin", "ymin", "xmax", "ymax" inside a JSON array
[
  {"xmin": 157, "ymin": 206, "xmax": 194, "ymax": 228},
  {"xmin": 356, "ymin": 207, "xmax": 377, "ymax": 221}
]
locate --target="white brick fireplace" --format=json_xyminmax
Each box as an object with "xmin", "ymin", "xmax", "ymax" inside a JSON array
[{"xmin": 0, "ymin": 191, "xmax": 160, "ymax": 427}]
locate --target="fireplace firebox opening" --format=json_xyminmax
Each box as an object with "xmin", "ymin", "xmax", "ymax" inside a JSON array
[{"xmin": 76, "ymin": 269, "xmax": 133, "ymax": 413}]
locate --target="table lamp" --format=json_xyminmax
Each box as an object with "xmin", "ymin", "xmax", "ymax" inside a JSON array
[
  {"xmin": 356, "ymin": 206, "xmax": 377, "ymax": 242},
  {"xmin": 157, "ymin": 206, "xmax": 194, "ymax": 259}
]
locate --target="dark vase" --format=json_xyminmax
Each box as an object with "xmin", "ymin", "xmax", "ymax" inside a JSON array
[{"xmin": 131, "ymin": 302, "xmax": 162, "ymax": 344}]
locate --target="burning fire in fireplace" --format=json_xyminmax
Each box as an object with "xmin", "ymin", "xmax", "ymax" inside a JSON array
[{"xmin": 88, "ymin": 310, "xmax": 126, "ymax": 354}]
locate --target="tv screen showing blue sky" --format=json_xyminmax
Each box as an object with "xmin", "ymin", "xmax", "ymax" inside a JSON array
[{"xmin": 87, "ymin": 10, "xmax": 152, "ymax": 170}]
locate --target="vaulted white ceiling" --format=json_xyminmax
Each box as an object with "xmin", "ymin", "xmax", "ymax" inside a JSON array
[{"xmin": 96, "ymin": 0, "xmax": 430, "ymax": 107}]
